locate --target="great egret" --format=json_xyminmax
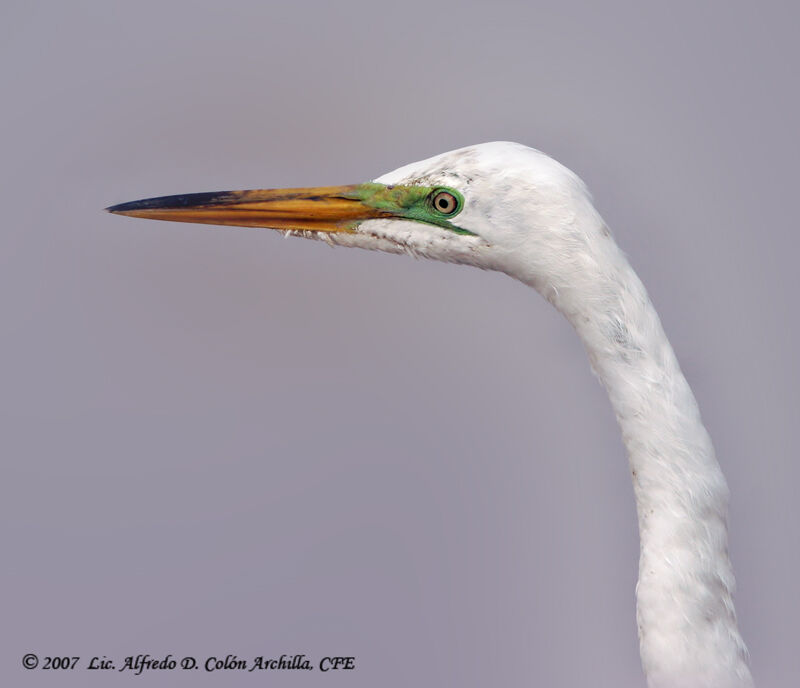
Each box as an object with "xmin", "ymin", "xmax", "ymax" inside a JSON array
[{"xmin": 108, "ymin": 142, "xmax": 754, "ymax": 687}]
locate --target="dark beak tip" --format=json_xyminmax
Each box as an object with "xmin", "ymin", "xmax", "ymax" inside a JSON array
[
  {"xmin": 106, "ymin": 199, "xmax": 150, "ymax": 214},
  {"xmin": 105, "ymin": 191, "xmax": 237, "ymax": 216}
]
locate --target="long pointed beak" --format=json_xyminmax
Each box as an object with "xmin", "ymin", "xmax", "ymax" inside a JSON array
[{"xmin": 106, "ymin": 185, "xmax": 391, "ymax": 233}]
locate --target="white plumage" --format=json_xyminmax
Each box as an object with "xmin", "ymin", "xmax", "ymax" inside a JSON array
[
  {"xmin": 317, "ymin": 142, "xmax": 754, "ymax": 687},
  {"xmin": 110, "ymin": 141, "xmax": 754, "ymax": 687}
]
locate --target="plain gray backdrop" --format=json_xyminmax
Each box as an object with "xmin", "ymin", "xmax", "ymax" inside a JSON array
[{"xmin": 2, "ymin": 1, "xmax": 798, "ymax": 686}]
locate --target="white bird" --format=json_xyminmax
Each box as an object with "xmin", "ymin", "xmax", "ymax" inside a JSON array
[{"xmin": 108, "ymin": 142, "xmax": 754, "ymax": 687}]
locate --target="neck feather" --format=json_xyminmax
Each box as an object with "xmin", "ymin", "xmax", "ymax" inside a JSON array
[{"xmin": 514, "ymin": 230, "xmax": 753, "ymax": 687}]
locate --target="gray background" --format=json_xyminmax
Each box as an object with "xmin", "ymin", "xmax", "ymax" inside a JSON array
[{"xmin": 2, "ymin": 1, "xmax": 797, "ymax": 686}]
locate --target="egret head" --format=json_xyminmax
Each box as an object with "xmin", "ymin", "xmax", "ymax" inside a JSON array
[{"xmin": 108, "ymin": 142, "xmax": 607, "ymax": 289}]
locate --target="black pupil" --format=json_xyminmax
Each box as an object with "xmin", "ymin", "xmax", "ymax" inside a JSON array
[{"xmin": 437, "ymin": 194, "xmax": 453, "ymax": 211}]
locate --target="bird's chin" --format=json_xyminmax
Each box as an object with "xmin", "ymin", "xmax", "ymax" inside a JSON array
[{"xmin": 284, "ymin": 218, "xmax": 491, "ymax": 265}]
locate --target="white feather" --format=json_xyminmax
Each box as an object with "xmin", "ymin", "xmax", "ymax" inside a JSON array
[{"xmin": 312, "ymin": 142, "xmax": 753, "ymax": 687}]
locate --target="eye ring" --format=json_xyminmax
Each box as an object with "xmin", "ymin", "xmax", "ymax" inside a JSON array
[{"xmin": 431, "ymin": 189, "xmax": 459, "ymax": 216}]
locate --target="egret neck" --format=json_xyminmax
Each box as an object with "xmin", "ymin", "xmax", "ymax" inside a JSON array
[{"xmin": 509, "ymin": 215, "xmax": 752, "ymax": 687}]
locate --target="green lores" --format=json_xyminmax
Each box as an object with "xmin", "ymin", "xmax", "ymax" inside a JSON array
[{"xmin": 347, "ymin": 183, "xmax": 474, "ymax": 235}]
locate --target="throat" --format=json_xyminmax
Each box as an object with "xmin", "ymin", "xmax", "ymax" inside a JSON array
[{"xmin": 541, "ymin": 249, "xmax": 753, "ymax": 687}]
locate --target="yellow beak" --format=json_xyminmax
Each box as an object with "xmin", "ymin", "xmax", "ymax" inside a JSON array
[{"xmin": 106, "ymin": 185, "xmax": 392, "ymax": 233}]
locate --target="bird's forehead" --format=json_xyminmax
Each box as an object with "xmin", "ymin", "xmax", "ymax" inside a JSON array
[{"xmin": 374, "ymin": 148, "xmax": 480, "ymax": 189}]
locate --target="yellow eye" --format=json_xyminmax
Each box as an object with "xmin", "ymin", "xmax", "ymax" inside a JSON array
[{"xmin": 432, "ymin": 190, "xmax": 458, "ymax": 215}]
